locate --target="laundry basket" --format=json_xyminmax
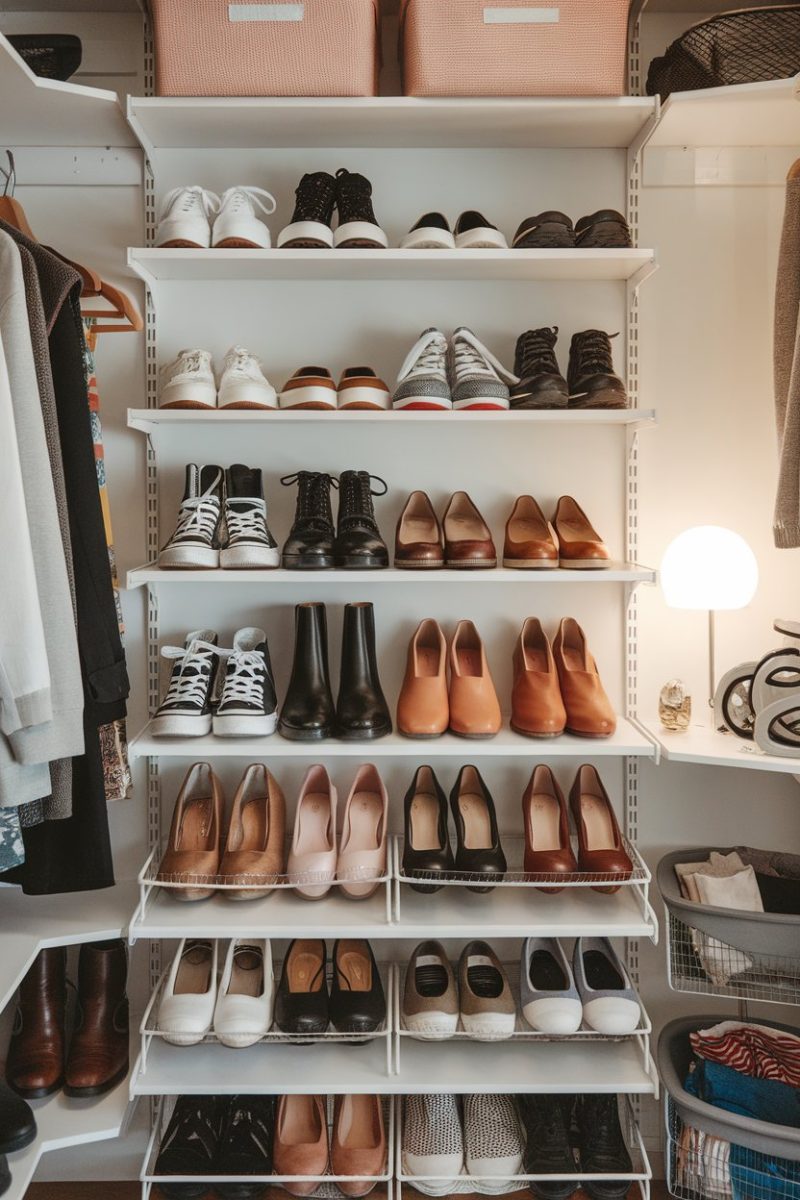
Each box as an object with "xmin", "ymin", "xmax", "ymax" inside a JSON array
[
  {"xmin": 399, "ymin": 0, "xmax": 632, "ymax": 96},
  {"xmin": 151, "ymin": 0, "xmax": 380, "ymax": 97},
  {"xmin": 658, "ymin": 848, "xmax": 800, "ymax": 1005},
  {"xmin": 659, "ymin": 1016, "xmax": 800, "ymax": 1200}
]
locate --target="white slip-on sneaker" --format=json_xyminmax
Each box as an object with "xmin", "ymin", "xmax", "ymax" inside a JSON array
[
  {"xmin": 213, "ymin": 628, "xmax": 278, "ymax": 737},
  {"xmin": 157, "ymin": 939, "xmax": 219, "ymax": 1047},
  {"xmin": 158, "ymin": 465, "xmax": 223, "ymax": 569},
  {"xmin": 393, "ymin": 328, "xmax": 452, "ymax": 412},
  {"xmin": 280, "ymin": 366, "xmax": 338, "ymax": 410},
  {"xmin": 218, "ymin": 346, "xmax": 277, "ymax": 409},
  {"xmin": 403, "ymin": 1094, "xmax": 464, "ymax": 1193},
  {"xmin": 401, "ymin": 213, "xmax": 455, "ymax": 251},
  {"xmin": 220, "ymin": 465, "xmax": 280, "ymax": 570},
  {"xmin": 159, "ymin": 348, "xmax": 217, "ymax": 409},
  {"xmin": 449, "ymin": 327, "xmax": 515, "ymax": 411},
  {"xmin": 156, "ymin": 186, "xmax": 220, "ymax": 249},
  {"xmin": 151, "ymin": 631, "xmax": 219, "ymax": 737},
  {"xmin": 463, "ymin": 1094, "xmax": 523, "ymax": 1184},
  {"xmin": 212, "ymin": 186, "xmax": 276, "ymax": 250},
  {"xmin": 213, "ymin": 939, "xmax": 273, "ymax": 1048},
  {"xmin": 573, "ymin": 937, "xmax": 641, "ymax": 1035},
  {"xmin": 520, "ymin": 937, "xmax": 583, "ymax": 1034},
  {"xmin": 337, "ymin": 367, "xmax": 391, "ymax": 411},
  {"xmin": 454, "ymin": 210, "xmax": 509, "ymax": 250}
]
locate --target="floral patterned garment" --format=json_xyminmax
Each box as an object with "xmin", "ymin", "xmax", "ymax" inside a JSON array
[{"xmin": 0, "ymin": 808, "xmax": 25, "ymax": 871}]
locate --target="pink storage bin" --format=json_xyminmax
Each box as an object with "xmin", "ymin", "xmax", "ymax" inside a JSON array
[
  {"xmin": 152, "ymin": 0, "xmax": 380, "ymax": 97},
  {"xmin": 400, "ymin": 0, "xmax": 631, "ymax": 97}
]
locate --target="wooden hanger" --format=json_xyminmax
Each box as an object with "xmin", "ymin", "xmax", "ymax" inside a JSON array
[
  {"xmin": 82, "ymin": 279, "xmax": 144, "ymax": 334},
  {"xmin": 0, "ymin": 151, "xmax": 35, "ymax": 237}
]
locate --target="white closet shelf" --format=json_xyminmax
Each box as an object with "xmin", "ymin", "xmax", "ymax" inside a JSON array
[
  {"xmin": 639, "ymin": 716, "xmax": 800, "ymax": 774},
  {"xmin": 5, "ymin": 1080, "xmax": 130, "ymax": 1200},
  {"xmin": 126, "ymin": 95, "xmax": 658, "ymax": 152},
  {"xmin": 0, "ymin": 880, "xmax": 139, "ymax": 1015},
  {"xmin": 128, "ymin": 407, "xmax": 657, "ymax": 431},
  {"xmin": 126, "ymin": 564, "xmax": 657, "ymax": 588},
  {"xmin": 128, "ymin": 247, "xmax": 658, "ymax": 284},
  {"xmin": 129, "ymin": 720, "xmax": 657, "ymax": 761},
  {"xmin": 0, "ymin": 32, "xmax": 136, "ymax": 149},
  {"xmin": 647, "ymin": 76, "xmax": 800, "ymax": 148},
  {"xmin": 129, "ymin": 1036, "xmax": 657, "ymax": 1097},
  {"xmin": 129, "ymin": 875, "xmax": 657, "ymax": 943}
]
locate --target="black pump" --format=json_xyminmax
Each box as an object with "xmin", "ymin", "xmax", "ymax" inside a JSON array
[
  {"xmin": 279, "ymin": 602, "xmax": 336, "ymax": 741},
  {"xmin": 336, "ymin": 602, "xmax": 392, "ymax": 740}
]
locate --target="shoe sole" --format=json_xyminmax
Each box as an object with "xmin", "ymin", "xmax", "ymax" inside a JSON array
[
  {"xmin": 334, "ymin": 221, "xmax": 389, "ymax": 249},
  {"xmin": 279, "ymin": 724, "xmax": 333, "ymax": 742},
  {"xmin": 281, "ymin": 556, "xmax": 335, "ymax": 570},
  {"xmin": 158, "ymin": 548, "xmax": 219, "ymax": 569},
  {"xmin": 455, "ymin": 229, "xmax": 509, "ymax": 249},
  {"xmin": 335, "ymin": 556, "xmax": 389, "ymax": 570},
  {"xmin": 510, "ymin": 722, "xmax": 564, "ymax": 739},
  {"xmin": 399, "ymin": 730, "xmax": 448, "ymax": 739},
  {"xmin": 400, "ymin": 231, "xmax": 456, "ymax": 250},
  {"xmin": 461, "ymin": 1013, "xmax": 516, "ymax": 1040},
  {"xmin": 278, "ymin": 221, "xmax": 334, "ymax": 249},
  {"xmin": 449, "ymin": 729, "xmax": 499, "ymax": 739},
  {"xmin": 63, "ymin": 1061, "xmax": 128, "ymax": 1099},
  {"xmin": 336, "ymin": 725, "xmax": 393, "ymax": 741},
  {"xmin": 159, "ymin": 885, "xmax": 216, "ymax": 901},
  {"xmin": 393, "ymin": 399, "xmax": 453, "ymax": 412},
  {"xmin": 509, "ymin": 393, "xmax": 569, "ymax": 409},
  {"xmin": 559, "ymin": 558, "xmax": 611, "ymax": 569},
  {"xmin": 452, "ymin": 397, "xmax": 509, "ymax": 411},
  {"xmin": 279, "ymin": 385, "xmax": 337, "ymax": 410},
  {"xmin": 0, "ymin": 1124, "xmax": 38, "ymax": 1153},
  {"xmin": 503, "ymin": 558, "xmax": 559, "ymax": 569},
  {"xmin": 151, "ymin": 714, "xmax": 213, "ymax": 737},
  {"xmin": 212, "ymin": 237, "xmax": 270, "ymax": 249},
  {"xmin": 395, "ymin": 560, "xmax": 444, "ymax": 570},
  {"xmin": 157, "ymin": 239, "xmax": 207, "ymax": 249},
  {"xmin": 445, "ymin": 560, "xmax": 497, "ymax": 569},
  {"xmin": 6, "ymin": 1078, "xmax": 61, "ymax": 1101},
  {"xmin": 337, "ymin": 386, "xmax": 391, "ymax": 410},
  {"xmin": 219, "ymin": 548, "xmax": 281, "ymax": 569},
  {"xmin": 212, "ymin": 712, "xmax": 278, "ymax": 737}
]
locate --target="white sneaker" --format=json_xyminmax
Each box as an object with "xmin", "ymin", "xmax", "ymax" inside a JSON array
[
  {"xmin": 463, "ymin": 1094, "xmax": 523, "ymax": 1182},
  {"xmin": 212, "ymin": 186, "xmax": 276, "ymax": 249},
  {"xmin": 156, "ymin": 186, "xmax": 220, "ymax": 249},
  {"xmin": 218, "ymin": 346, "xmax": 277, "ymax": 410},
  {"xmin": 449, "ymin": 327, "xmax": 515, "ymax": 411},
  {"xmin": 159, "ymin": 349, "xmax": 217, "ymax": 409},
  {"xmin": 403, "ymin": 1094, "xmax": 464, "ymax": 1194},
  {"xmin": 214, "ymin": 939, "xmax": 274, "ymax": 1048},
  {"xmin": 157, "ymin": 939, "xmax": 218, "ymax": 1047},
  {"xmin": 393, "ymin": 328, "xmax": 452, "ymax": 412}
]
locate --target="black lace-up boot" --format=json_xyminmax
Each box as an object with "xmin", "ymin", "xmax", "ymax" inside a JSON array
[
  {"xmin": 334, "ymin": 168, "xmax": 388, "ymax": 249},
  {"xmin": 567, "ymin": 330, "xmax": 628, "ymax": 410},
  {"xmin": 335, "ymin": 470, "xmax": 389, "ymax": 569},
  {"xmin": 515, "ymin": 1094, "xmax": 577, "ymax": 1200},
  {"xmin": 575, "ymin": 1094, "xmax": 632, "ymax": 1200},
  {"xmin": 281, "ymin": 471, "xmax": 336, "ymax": 569},
  {"xmin": 277, "ymin": 171, "xmax": 337, "ymax": 249},
  {"xmin": 510, "ymin": 328, "xmax": 569, "ymax": 409}
]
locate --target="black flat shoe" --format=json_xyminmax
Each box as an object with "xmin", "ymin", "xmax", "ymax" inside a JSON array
[
  {"xmin": 576, "ymin": 1094, "xmax": 632, "ymax": 1200},
  {"xmin": 215, "ymin": 1095, "xmax": 275, "ymax": 1199},
  {"xmin": 329, "ymin": 939, "xmax": 386, "ymax": 1038},
  {"xmin": 515, "ymin": 1094, "xmax": 577, "ymax": 1200},
  {"xmin": 334, "ymin": 470, "xmax": 389, "ymax": 569},
  {"xmin": 0, "ymin": 1084, "xmax": 36, "ymax": 1155},
  {"xmin": 279, "ymin": 602, "xmax": 336, "ymax": 741},
  {"xmin": 336, "ymin": 602, "xmax": 392, "ymax": 740},
  {"xmin": 155, "ymin": 1095, "xmax": 225, "ymax": 1199},
  {"xmin": 280, "ymin": 471, "xmax": 336, "ymax": 569},
  {"xmin": 402, "ymin": 765, "xmax": 454, "ymax": 893},
  {"xmin": 274, "ymin": 939, "xmax": 329, "ymax": 1036},
  {"xmin": 450, "ymin": 765, "xmax": 507, "ymax": 893}
]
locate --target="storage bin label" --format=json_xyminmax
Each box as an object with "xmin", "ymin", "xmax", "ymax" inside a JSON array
[
  {"xmin": 228, "ymin": 3, "xmax": 305, "ymax": 20},
  {"xmin": 483, "ymin": 6, "xmax": 560, "ymax": 22}
]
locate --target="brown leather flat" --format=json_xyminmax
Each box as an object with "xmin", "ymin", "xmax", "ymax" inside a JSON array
[
  {"xmin": 553, "ymin": 496, "xmax": 610, "ymax": 568},
  {"xmin": 503, "ymin": 495, "xmax": 559, "ymax": 568},
  {"xmin": 274, "ymin": 1094, "xmax": 330, "ymax": 1195},
  {"xmin": 443, "ymin": 490, "xmax": 496, "ymax": 569},
  {"xmin": 331, "ymin": 1094, "xmax": 386, "ymax": 1196},
  {"xmin": 552, "ymin": 617, "xmax": 616, "ymax": 738},
  {"xmin": 157, "ymin": 762, "xmax": 225, "ymax": 900},
  {"xmin": 569, "ymin": 764, "xmax": 633, "ymax": 893},
  {"xmin": 511, "ymin": 617, "xmax": 567, "ymax": 738},
  {"xmin": 397, "ymin": 618, "xmax": 448, "ymax": 738},
  {"xmin": 395, "ymin": 490, "xmax": 444, "ymax": 569},
  {"xmin": 522, "ymin": 765, "xmax": 578, "ymax": 892}
]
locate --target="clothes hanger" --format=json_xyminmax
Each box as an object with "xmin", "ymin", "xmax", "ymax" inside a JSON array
[
  {"xmin": 82, "ymin": 280, "xmax": 144, "ymax": 334},
  {"xmin": 0, "ymin": 151, "xmax": 36, "ymax": 238}
]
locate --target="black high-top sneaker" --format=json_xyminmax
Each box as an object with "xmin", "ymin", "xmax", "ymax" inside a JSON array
[
  {"xmin": 152, "ymin": 630, "xmax": 219, "ymax": 737},
  {"xmin": 158, "ymin": 465, "xmax": 223, "ymax": 569},
  {"xmin": 510, "ymin": 328, "xmax": 569, "ymax": 409},
  {"xmin": 575, "ymin": 209, "xmax": 632, "ymax": 248},
  {"xmin": 281, "ymin": 471, "xmax": 336, "ymax": 570},
  {"xmin": 575, "ymin": 1094, "xmax": 632, "ymax": 1200},
  {"xmin": 567, "ymin": 330, "xmax": 628, "ymax": 410},
  {"xmin": 213, "ymin": 628, "xmax": 278, "ymax": 738},
  {"xmin": 220, "ymin": 464, "xmax": 279, "ymax": 570},
  {"xmin": 335, "ymin": 470, "xmax": 389, "ymax": 569},
  {"xmin": 334, "ymin": 168, "xmax": 388, "ymax": 249},
  {"xmin": 277, "ymin": 171, "xmax": 337, "ymax": 249}
]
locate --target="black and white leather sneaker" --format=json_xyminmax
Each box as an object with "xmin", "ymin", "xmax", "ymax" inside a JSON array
[
  {"xmin": 334, "ymin": 168, "xmax": 388, "ymax": 249},
  {"xmin": 401, "ymin": 212, "xmax": 455, "ymax": 250},
  {"xmin": 221, "ymin": 465, "xmax": 279, "ymax": 570},
  {"xmin": 277, "ymin": 171, "xmax": 337, "ymax": 249},
  {"xmin": 152, "ymin": 630, "xmax": 219, "ymax": 737},
  {"xmin": 213, "ymin": 628, "xmax": 278, "ymax": 738},
  {"xmin": 454, "ymin": 210, "xmax": 508, "ymax": 250},
  {"xmin": 158, "ymin": 464, "xmax": 223, "ymax": 569}
]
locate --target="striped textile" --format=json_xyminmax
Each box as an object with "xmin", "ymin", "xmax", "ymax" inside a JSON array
[{"xmin": 691, "ymin": 1021, "xmax": 800, "ymax": 1088}]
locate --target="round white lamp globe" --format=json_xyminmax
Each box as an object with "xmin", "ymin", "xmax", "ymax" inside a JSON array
[{"xmin": 660, "ymin": 526, "xmax": 758, "ymax": 611}]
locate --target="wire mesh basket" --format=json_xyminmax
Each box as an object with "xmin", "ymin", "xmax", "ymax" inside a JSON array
[{"xmin": 141, "ymin": 1094, "xmax": 395, "ymax": 1200}]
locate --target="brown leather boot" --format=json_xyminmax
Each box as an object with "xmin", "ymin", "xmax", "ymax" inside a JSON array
[
  {"xmin": 6, "ymin": 947, "xmax": 67, "ymax": 1099},
  {"xmin": 64, "ymin": 940, "xmax": 129, "ymax": 1097}
]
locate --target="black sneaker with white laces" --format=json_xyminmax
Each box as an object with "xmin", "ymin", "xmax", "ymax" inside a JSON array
[
  {"xmin": 511, "ymin": 328, "xmax": 569, "ymax": 409},
  {"xmin": 155, "ymin": 1094, "xmax": 226, "ymax": 1200},
  {"xmin": 220, "ymin": 464, "xmax": 279, "ymax": 570},
  {"xmin": 334, "ymin": 168, "xmax": 388, "ymax": 249},
  {"xmin": 158, "ymin": 464, "xmax": 223, "ymax": 569},
  {"xmin": 215, "ymin": 1095, "xmax": 276, "ymax": 1200},
  {"xmin": 277, "ymin": 171, "xmax": 337, "ymax": 249},
  {"xmin": 213, "ymin": 628, "xmax": 278, "ymax": 738},
  {"xmin": 152, "ymin": 630, "xmax": 218, "ymax": 737}
]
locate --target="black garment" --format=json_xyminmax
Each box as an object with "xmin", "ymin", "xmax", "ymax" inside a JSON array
[{"xmin": 0, "ymin": 222, "xmax": 128, "ymax": 894}]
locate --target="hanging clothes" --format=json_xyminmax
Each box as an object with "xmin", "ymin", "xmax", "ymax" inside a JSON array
[{"xmin": 773, "ymin": 163, "xmax": 800, "ymax": 547}]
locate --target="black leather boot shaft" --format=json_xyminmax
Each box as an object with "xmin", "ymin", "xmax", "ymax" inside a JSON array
[
  {"xmin": 336, "ymin": 602, "xmax": 392, "ymax": 740},
  {"xmin": 279, "ymin": 602, "xmax": 336, "ymax": 741},
  {"xmin": 335, "ymin": 470, "xmax": 389, "ymax": 569}
]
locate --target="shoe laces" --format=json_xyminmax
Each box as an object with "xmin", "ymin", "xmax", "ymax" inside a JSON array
[
  {"xmin": 161, "ymin": 186, "xmax": 220, "ymax": 221},
  {"xmin": 225, "ymin": 495, "xmax": 268, "ymax": 543},
  {"xmin": 571, "ymin": 330, "xmax": 618, "ymax": 377},
  {"xmin": 159, "ymin": 638, "xmax": 216, "ymax": 709},
  {"xmin": 516, "ymin": 327, "xmax": 560, "ymax": 378},
  {"xmin": 451, "ymin": 328, "xmax": 517, "ymax": 385},
  {"xmin": 281, "ymin": 471, "xmax": 336, "ymax": 528},
  {"xmin": 218, "ymin": 186, "xmax": 277, "ymax": 219},
  {"xmin": 336, "ymin": 168, "xmax": 376, "ymax": 222},
  {"xmin": 170, "ymin": 470, "xmax": 222, "ymax": 544},
  {"xmin": 216, "ymin": 646, "xmax": 267, "ymax": 707},
  {"xmin": 223, "ymin": 346, "xmax": 262, "ymax": 380},
  {"xmin": 294, "ymin": 172, "xmax": 337, "ymax": 222},
  {"xmin": 397, "ymin": 329, "xmax": 448, "ymax": 382},
  {"xmin": 161, "ymin": 349, "xmax": 213, "ymax": 385},
  {"xmin": 338, "ymin": 470, "xmax": 387, "ymax": 530}
]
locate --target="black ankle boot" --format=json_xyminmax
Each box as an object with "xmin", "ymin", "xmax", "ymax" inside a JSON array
[
  {"xmin": 281, "ymin": 471, "xmax": 336, "ymax": 569},
  {"xmin": 279, "ymin": 602, "xmax": 336, "ymax": 741},
  {"xmin": 567, "ymin": 330, "xmax": 628, "ymax": 410},
  {"xmin": 336, "ymin": 602, "xmax": 392, "ymax": 740},
  {"xmin": 335, "ymin": 471, "xmax": 389, "ymax": 569}
]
